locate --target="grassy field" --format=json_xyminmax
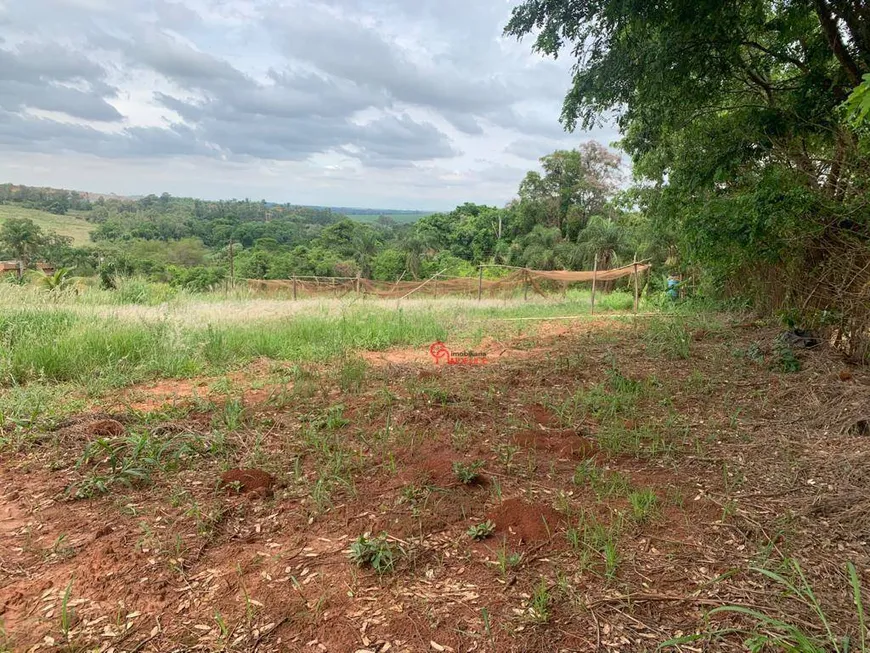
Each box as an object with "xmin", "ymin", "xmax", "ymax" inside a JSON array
[
  {"xmin": 0, "ymin": 288, "xmax": 867, "ymax": 652},
  {"xmin": 0, "ymin": 204, "xmax": 95, "ymax": 245}
]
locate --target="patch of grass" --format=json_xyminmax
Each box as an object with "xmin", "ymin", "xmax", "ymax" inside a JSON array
[
  {"xmin": 572, "ymin": 461, "xmax": 633, "ymax": 498},
  {"xmin": 526, "ymin": 579, "xmax": 552, "ymax": 624},
  {"xmin": 349, "ymin": 532, "xmax": 402, "ymax": 574},
  {"xmin": 467, "ymin": 520, "xmax": 496, "ymax": 541},
  {"xmin": 338, "ymin": 356, "xmax": 368, "ymax": 393},
  {"xmin": 644, "ymin": 317, "xmax": 691, "ymax": 359},
  {"xmin": 0, "ymin": 306, "xmax": 446, "ymax": 386},
  {"xmin": 565, "ymin": 510, "xmax": 622, "ymax": 580},
  {"xmin": 628, "ymin": 488, "xmax": 659, "ymax": 523},
  {"xmin": 596, "ymin": 423, "xmax": 676, "ymax": 458}
]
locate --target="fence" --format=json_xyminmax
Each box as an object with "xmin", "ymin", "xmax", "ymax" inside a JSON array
[{"xmin": 240, "ymin": 262, "xmax": 650, "ymax": 311}]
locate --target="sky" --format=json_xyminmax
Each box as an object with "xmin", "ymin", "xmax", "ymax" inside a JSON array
[{"xmin": 0, "ymin": 0, "xmax": 620, "ymax": 210}]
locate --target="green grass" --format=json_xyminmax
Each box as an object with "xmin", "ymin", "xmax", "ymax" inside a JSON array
[
  {"xmin": 0, "ymin": 307, "xmax": 447, "ymax": 385},
  {"xmin": 0, "ymin": 205, "xmax": 94, "ymax": 245}
]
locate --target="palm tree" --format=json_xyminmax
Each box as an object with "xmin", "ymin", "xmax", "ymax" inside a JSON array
[
  {"xmin": 576, "ymin": 215, "xmax": 634, "ymax": 270},
  {"xmin": 353, "ymin": 229, "xmax": 380, "ymax": 279},
  {"xmin": 40, "ymin": 267, "xmax": 72, "ymax": 292}
]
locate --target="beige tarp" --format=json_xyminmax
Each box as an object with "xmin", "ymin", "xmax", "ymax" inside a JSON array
[
  {"xmin": 243, "ymin": 263, "xmax": 649, "ymax": 298},
  {"xmin": 528, "ymin": 263, "xmax": 651, "ymax": 283}
]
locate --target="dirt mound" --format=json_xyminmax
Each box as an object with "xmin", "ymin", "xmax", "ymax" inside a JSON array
[
  {"xmin": 486, "ymin": 497, "xmax": 564, "ymax": 544},
  {"xmin": 528, "ymin": 403, "xmax": 559, "ymax": 427},
  {"xmin": 511, "ymin": 429, "xmax": 597, "ymax": 458},
  {"xmin": 88, "ymin": 419, "xmax": 125, "ymax": 437},
  {"xmin": 219, "ymin": 468, "xmax": 275, "ymax": 495},
  {"xmin": 400, "ymin": 447, "xmax": 486, "ymax": 487}
]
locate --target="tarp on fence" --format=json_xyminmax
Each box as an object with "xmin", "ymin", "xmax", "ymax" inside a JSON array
[{"xmin": 242, "ymin": 263, "xmax": 649, "ymax": 298}]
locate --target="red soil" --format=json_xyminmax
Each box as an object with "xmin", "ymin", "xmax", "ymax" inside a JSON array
[
  {"xmin": 511, "ymin": 429, "xmax": 598, "ymax": 459},
  {"xmin": 219, "ymin": 468, "xmax": 275, "ymax": 495},
  {"xmin": 486, "ymin": 498, "xmax": 565, "ymax": 545}
]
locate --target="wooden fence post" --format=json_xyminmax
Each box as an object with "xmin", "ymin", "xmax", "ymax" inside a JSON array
[
  {"xmin": 590, "ymin": 253, "xmax": 599, "ymax": 315},
  {"xmin": 633, "ymin": 261, "xmax": 639, "ymax": 314},
  {"xmin": 292, "ymin": 276, "xmax": 297, "ymax": 301},
  {"xmin": 477, "ymin": 266, "xmax": 483, "ymax": 301},
  {"xmin": 523, "ymin": 269, "xmax": 529, "ymax": 301}
]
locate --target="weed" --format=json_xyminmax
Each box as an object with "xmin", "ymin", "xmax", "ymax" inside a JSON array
[
  {"xmin": 774, "ymin": 339, "xmax": 802, "ymax": 373},
  {"xmin": 339, "ymin": 357, "xmax": 367, "ymax": 393},
  {"xmin": 467, "ymin": 520, "xmax": 496, "ymax": 541},
  {"xmin": 349, "ymin": 532, "xmax": 402, "ymax": 574},
  {"xmin": 628, "ymin": 488, "xmax": 659, "ymax": 523},
  {"xmin": 59, "ymin": 577, "xmax": 75, "ymax": 640},
  {"xmin": 453, "ymin": 460, "xmax": 485, "ymax": 484},
  {"xmin": 526, "ymin": 579, "xmax": 552, "ymax": 624},
  {"xmin": 491, "ymin": 540, "xmax": 523, "ymax": 576},
  {"xmin": 664, "ymin": 560, "xmax": 867, "ymax": 653},
  {"xmin": 645, "ymin": 317, "xmax": 691, "ymax": 359},
  {"xmin": 494, "ymin": 443, "xmax": 521, "ymax": 470},
  {"xmin": 573, "ymin": 461, "xmax": 632, "ymax": 498},
  {"xmin": 565, "ymin": 510, "xmax": 622, "ymax": 579}
]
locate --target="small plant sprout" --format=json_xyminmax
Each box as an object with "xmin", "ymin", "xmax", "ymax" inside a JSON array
[
  {"xmin": 467, "ymin": 520, "xmax": 496, "ymax": 541},
  {"xmin": 349, "ymin": 532, "xmax": 402, "ymax": 574},
  {"xmin": 453, "ymin": 460, "xmax": 485, "ymax": 484}
]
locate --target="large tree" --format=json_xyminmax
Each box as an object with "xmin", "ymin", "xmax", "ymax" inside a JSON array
[
  {"xmin": 517, "ymin": 142, "xmax": 621, "ymax": 240},
  {"xmin": 506, "ymin": 0, "xmax": 870, "ymax": 355}
]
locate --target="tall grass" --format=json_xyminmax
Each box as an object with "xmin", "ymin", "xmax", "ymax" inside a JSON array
[{"xmin": 0, "ymin": 308, "xmax": 447, "ymax": 385}]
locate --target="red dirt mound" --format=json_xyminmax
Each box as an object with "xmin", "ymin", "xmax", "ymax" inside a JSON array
[
  {"xmin": 401, "ymin": 447, "xmax": 486, "ymax": 487},
  {"xmin": 486, "ymin": 497, "xmax": 564, "ymax": 545},
  {"xmin": 528, "ymin": 403, "xmax": 559, "ymax": 427},
  {"xmin": 88, "ymin": 419, "xmax": 125, "ymax": 437},
  {"xmin": 511, "ymin": 429, "xmax": 598, "ymax": 459},
  {"xmin": 220, "ymin": 468, "xmax": 275, "ymax": 495}
]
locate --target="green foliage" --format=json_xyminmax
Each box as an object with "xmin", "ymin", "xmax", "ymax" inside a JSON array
[
  {"xmin": 452, "ymin": 460, "xmax": 485, "ymax": 484},
  {"xmin": 506, "ymin": 0, "xmax": 870, "ymax": 340},
  {"xmin": 349, "ymin": 532, "xmax": 402, "ymax": 574},
  {"xmin": 467, "ymin": 520, "xmax": 496, "ymax": 541}
]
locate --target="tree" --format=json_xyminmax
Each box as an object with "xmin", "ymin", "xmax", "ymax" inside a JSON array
[
  {"xmin": 517, "ymin": 143, "xmax": 621, "ymax": 240},
  {"xmin": 0, "ymin": 218, "xmax": 44, "ymax": 267},
  {"xmin": 506, "ymin": 0, "xmax": 870, "ymax": 355}
]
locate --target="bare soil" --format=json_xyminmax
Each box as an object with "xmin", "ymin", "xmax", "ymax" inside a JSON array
[{"xmin": 1, "ymin": 317, "xmax": 869, "ymax": 652}]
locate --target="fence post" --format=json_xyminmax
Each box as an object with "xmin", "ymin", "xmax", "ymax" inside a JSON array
[
  {"xmin": 292, "ymin": 276, "xmax": 297, "ymax": 301},
  {"xmin": 590, "ymin": 253, "xmax": 599, "ymax": 315},
  {"xmin": 633, "ymin": 261, "xmax": 639, "ymax": 314},
  {"xmin": 523, "ymin": 269, "xmax": 529, "ymax": 301},
  {"xmin": 355, "ymin": 274, "xmax": 360, "ymax": 295},
  {"xmin": 477, "ymin": 266, "xmax": 483, "ymax": 301}
]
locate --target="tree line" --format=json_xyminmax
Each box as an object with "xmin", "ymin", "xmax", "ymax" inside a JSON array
[{"xmin": 0, "ymin": 141, "xmax": 660, "ymax": 292}]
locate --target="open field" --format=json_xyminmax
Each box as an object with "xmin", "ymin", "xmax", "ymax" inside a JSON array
[
  {"xmin": 0, "ymin": 205, "xmax": 95, "ymax": 246},
  {"xmin": 0, "ymin": 295, "xmax": 868, "ymax": 652}
]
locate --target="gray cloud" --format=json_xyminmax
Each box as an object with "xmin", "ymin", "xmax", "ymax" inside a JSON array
[{"xmin": 0, "ymin": 0, "xmax": 619, "ymax": 207}]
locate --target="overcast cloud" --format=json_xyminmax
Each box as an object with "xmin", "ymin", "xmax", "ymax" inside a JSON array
[{"xmin": 0, "ymin": 0, "xmax": 620, "ymax": 209}]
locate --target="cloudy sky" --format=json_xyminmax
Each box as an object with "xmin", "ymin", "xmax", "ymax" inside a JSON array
[{"xmin": 0, "ymin": 0, "xmax": 620, "ymax": 209}]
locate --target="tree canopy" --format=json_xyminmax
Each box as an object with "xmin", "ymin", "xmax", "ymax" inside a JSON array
[{"xmin": 507, "ymin": 0, "xmax": 870, "ymax": 356}]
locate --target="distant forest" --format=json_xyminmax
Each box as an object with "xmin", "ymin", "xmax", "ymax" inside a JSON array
[{"xmin": 0, "ymin": 141, "xmax": 665, "ymax": 292}]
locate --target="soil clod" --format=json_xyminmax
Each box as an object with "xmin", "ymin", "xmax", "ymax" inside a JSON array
[
  {"xmin": 220, "ymin": 468, "xmax": 275, "ymax": 495},
  {"xmin": 87, "ymin": 419, "xmax": 125, "ymax": 437}
]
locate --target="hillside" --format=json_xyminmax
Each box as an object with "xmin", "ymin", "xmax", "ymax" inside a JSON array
[{"xmin": 0, "ymin": 204, "xmax": 94, "ymax": 246}]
